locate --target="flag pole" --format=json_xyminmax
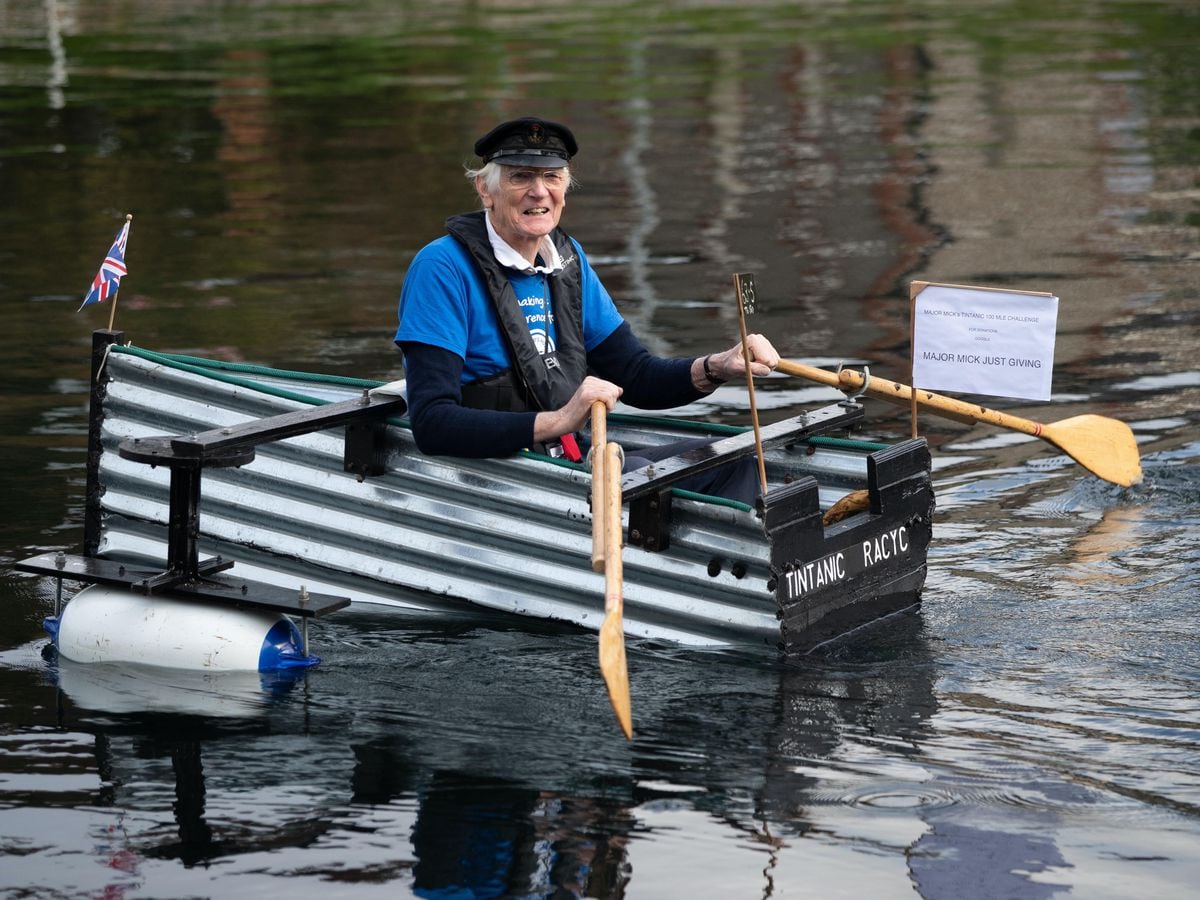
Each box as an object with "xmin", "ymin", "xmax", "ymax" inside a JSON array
[{"xmin": 107, "ymin": 213, "xmax": 132, "ymax": 332}]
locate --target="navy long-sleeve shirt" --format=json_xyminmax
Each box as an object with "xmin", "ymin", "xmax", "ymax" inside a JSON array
[{"xmin": 400, "ymin": 322, "xmax": 702, "ymax": 457}]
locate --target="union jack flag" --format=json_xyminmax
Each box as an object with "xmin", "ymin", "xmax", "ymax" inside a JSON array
[{"xmin": 79, "ymin": 218, "xmax": 131, "ymax": 310}]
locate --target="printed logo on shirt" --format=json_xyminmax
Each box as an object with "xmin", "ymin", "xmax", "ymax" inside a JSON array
[
  {"xmin": 530, "ymin": 328, "xmax": 555, "ymax": 355},
  {"xmin": 518, "ymin": 290, "xmax": 555, "ymax": 355}
]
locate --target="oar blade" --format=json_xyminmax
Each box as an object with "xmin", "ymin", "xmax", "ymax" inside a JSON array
[
  {"xmin": 822, "ymin": 488, "xmax": 871, "ymax": 526},
  {"xmin": 599, "ymin": 609, "xmax": 632, "ymax": 739},
  {"xmin": 599, "ymin": 440, "xmax": 632, "ymax": 739},
  {"xmin": 1043, "ymin": 414, "xmax": 1143, "ymax": 487}
]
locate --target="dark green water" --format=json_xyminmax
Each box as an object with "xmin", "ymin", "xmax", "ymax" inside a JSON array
[{"xmin": 1, "ymin": 1, "xmax": 1198, "ymax": 897}]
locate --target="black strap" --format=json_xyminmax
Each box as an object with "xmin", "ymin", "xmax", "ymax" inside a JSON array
[{"xmin": 460, "ymin": 369, "xmax": 532, "ymax": 413}]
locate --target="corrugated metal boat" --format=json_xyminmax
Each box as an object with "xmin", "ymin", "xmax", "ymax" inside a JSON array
[{"xmin": 24, "ymin": 329, "xmax": 935, "ymax": 654}]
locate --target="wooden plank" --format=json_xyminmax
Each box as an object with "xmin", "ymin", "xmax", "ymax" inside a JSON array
[{"xmin": 168, "ymin": 393, "xmax": 407, "ymax": 457}]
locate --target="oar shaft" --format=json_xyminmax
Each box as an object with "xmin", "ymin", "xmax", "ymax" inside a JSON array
[
  {"xmin": 603, "ymin": 441, "xmax": 623, "ymax": 609},
  {"xmin": 590, "ymin": 401, "xmax": 606, "ymax": 573},
  {"xmin": 776, "ymin": 359, "xmax": 1142, "ymax": 486},
  {"xmin": 776, "ymin": 360, "xmax": 1043, "ymax": 437}
]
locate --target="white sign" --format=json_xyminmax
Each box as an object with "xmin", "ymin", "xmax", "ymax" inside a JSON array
[{"xmin": 911, "ymin": 284, "xmax": 1059, "ymax": 401}]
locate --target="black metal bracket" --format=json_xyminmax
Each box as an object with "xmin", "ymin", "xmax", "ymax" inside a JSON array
[
  {"xmin": 84, "ymin": 329, "xmax": 124, "ymax": 556},
  {"xmin": 14, "ymin": 552, "xmax": 349, "ymax": 619},
  {"xmin": 628, "ymin": 489, "xmax": 673, "ymax": 552},
  {"xmin": 345, "ymin": 418, "xmax": 392, "ymax": 479}
]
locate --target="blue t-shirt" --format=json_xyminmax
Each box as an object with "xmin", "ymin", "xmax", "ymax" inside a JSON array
[{"xmin": 395, "ymin": 234, "xmax": 624, "ymax": 383}]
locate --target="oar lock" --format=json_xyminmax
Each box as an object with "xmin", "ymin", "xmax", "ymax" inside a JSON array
[
  {"xmin": 836, "ymin": 363, "xmax": 870, "ymax": 409},
  {"xmin": 586, "ymin": 442, "xmax": 625, "ymax": 470}
]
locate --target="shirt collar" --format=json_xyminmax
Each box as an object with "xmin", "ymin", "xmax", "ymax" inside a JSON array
[{"xmin": 484, "ymin": 213, "xmax": 565, "ymax": 275}]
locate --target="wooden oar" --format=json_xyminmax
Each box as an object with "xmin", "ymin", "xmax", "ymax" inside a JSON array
[
  {"xmin": 599, "ymin": 440, "xmax": 633, "ymax": 739},
  {"xmin": 776, "ymin": 359, "xmax": 1142, "ymax": 487},
  {"xmin": 590, "ymin": 400, "xmax": 606, "ymax": 573}
]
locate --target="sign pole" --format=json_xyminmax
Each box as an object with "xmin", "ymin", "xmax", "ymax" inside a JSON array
[
  {"xmin": 733, "ymin": 273, "xmax": 768, "ymax": 497},
  {"xmin": 909, "ymin": 280, "xmax": 927, "ymax": 439}
]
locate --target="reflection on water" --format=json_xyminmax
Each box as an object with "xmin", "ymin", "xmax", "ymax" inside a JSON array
[
  {"xmin": 1, "ymin": 616, "xmax": 940, "ymax": 896},
  {"xmin": 1, "ymin": 0, "xmax": 1198, "ymax": 896},
  {"xmin": 50, "ymin": 656, "xmax": 302, "ymax": 718}
]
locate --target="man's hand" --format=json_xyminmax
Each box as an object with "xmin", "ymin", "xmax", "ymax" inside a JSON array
[
  {"xmin": 534, "ymin": 376, "xmax": 622, "ymax": 442},
  {"xmin": 692, "ymin": 333, "xmax": 781, "ymax": 391}
]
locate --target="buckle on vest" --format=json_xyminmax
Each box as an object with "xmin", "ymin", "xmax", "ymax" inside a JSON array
[{"xmin": 546, "ymin": 433, "xmax": 582, "ymax": 462}]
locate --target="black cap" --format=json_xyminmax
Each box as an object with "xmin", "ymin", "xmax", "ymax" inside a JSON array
[{"xmin": 474, "ymin": 117, "xmax": 577, "ymax": 168}]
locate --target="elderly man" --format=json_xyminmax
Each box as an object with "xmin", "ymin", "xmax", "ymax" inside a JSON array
[{"xmin": 395, "ymin": 116, "xmax": 779, "ymax": 503}]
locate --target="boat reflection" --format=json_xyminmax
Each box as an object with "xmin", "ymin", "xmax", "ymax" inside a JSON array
[{"xmin": 38, "ymin": 613, "xmax": 939, "ymax": 895}]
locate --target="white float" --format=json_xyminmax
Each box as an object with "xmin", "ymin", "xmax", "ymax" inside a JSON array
[{"xmin": 46, "ymin": 584, "xmax": 317, "ymax": 672}]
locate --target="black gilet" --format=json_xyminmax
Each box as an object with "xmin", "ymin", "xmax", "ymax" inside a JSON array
[{"xmin": 444, "ymin": 210, "xmax": 587, "ymax": 413}]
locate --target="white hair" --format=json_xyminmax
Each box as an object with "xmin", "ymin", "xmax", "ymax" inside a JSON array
[{"xmin": 465, "ymin": 161, "xmax": 575, "ymax": 204}]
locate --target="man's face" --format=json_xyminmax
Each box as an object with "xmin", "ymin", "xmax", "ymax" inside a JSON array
[{"xmin": 479, "ymin": 165, "xmax": 568, "ymax": 250}]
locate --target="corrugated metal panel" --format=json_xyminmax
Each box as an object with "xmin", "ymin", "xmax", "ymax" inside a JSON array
[{"xmin": 95, "ymin": 352, "xmax": 869, "ymax": 648}]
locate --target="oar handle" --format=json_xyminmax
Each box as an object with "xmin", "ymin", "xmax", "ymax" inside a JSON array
[
  {"xmin": 776, "ymin": 359, "xmax": 1044, "ymax": 437},
  {"xmin": 590, "ymin": 401, "xmax": 607, "ymax": 573}
]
